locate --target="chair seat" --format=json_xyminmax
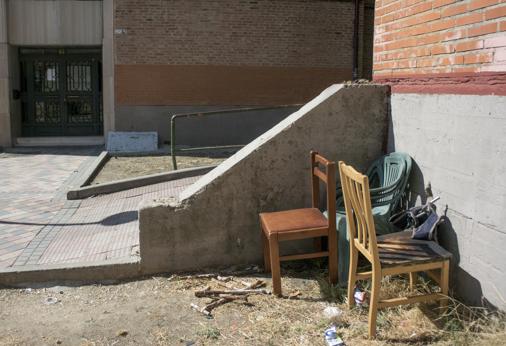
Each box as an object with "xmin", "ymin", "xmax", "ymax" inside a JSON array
[
  {"xmin": 260, "ymin": 208, "xmax": 328, "ymax": 235},
  {"xmin": 377, "ymin": 230, "xmax": 452, "ymax": 266}
]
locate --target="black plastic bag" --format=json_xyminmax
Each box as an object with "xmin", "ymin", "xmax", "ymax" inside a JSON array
[{"xmin": 389, "ymin": 199, "xmax": 444, "ymax": 241}]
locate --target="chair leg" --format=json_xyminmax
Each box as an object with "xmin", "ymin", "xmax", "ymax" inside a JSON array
[
  {"xmin": 368, "ymin": 269, "xmax": 381, "ymax": 339},
  {"xmin": 440, "ymin": 260, "xmax": 450, "ymax": 313},
  {"xmin": 262, "ymin": 231, "xmax": 271, "ymax": 273},
  {"xmin": 269, "ymin": 236, "xmax": 282, "ymax": 297},
  {"xmin": 328, "ymin": 234, "xmax": 338, "ymax": 285},
  {"xmin": 409, "ymin": 272, "xmax": 417, "ymax": 291},
  {"xmin": 347, "ymin": 247, "xmax": 358, "ymax": 309}
]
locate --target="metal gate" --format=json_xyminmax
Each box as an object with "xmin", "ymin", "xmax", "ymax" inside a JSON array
[{"xmin": 20, "ymin": 48, "xmax": 103, "ymax": 137}]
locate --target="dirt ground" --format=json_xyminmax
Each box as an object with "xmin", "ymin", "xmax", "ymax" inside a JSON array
[
  {"xmin": 91, "ymin": 155, "xmax": 227, "ymax": 185},
  {"xmin": 1, "ymin": 263, "xmax": 504, "ymax": 346}
]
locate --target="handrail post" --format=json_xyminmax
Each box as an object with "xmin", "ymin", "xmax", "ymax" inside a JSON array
[
  {"xmin": 170, "ymin": 115, "xmax": 177, "ymax": 170},
  {"xmin": 168, "ymin": 104, "xmax": 303, "ymax": 171}
]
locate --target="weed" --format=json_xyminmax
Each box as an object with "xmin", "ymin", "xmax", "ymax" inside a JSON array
[{"xmin": 198, "ymin": 326, "xmax": 221, "ymax": 340}]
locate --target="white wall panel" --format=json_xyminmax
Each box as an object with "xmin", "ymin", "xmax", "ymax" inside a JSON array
[{"xmin": 8, "ymin": 0, "xmax": 103, "ymax": 45}]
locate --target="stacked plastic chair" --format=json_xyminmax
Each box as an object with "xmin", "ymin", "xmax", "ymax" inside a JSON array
[{"xmin": 327, "ymin": 152, "xmax": 413, "ymax": 285}]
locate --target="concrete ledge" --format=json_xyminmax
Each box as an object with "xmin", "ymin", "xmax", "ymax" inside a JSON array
[
  {"xmin": 16, "ymin": 136, "xmax": 105, "ymax": 147},
  {"xmin": 0, "ymin": 259, "xmax": 142, "ymax": 287},
  {"xmin": 67, "ymin": 165, "xmax": 216, "ymax": 200}
]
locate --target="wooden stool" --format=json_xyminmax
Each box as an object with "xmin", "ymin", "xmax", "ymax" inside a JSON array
[{"xmin": 259, "ymin": 151, "xmax": 338, "ymax": 296}]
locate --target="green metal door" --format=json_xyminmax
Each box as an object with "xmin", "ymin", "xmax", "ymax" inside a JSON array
[{"xmin": 20, "ymin": 48, "xmax": 103, "ymax": 137}]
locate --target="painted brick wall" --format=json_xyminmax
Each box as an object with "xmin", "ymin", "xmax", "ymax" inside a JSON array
[
  {"xmin": 373, "ymin": 0, "xmax": 506, "ymax": 78},
  {"xmin": 113, "ymin": 0, "xmax": 370, "ymax": 106}
]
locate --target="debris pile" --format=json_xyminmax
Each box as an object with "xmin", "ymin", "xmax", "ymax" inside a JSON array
[{"xmin": 191, "ymin": 278, "xmax": 269, "ymax": 316}]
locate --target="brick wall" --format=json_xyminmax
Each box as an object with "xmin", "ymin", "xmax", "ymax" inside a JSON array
[
  {"xmin": 373, "ymin": 0, "xmax": 506, "ymax": 81},
  {"xmin": 114, "ymin": 0, "xmax": 364, "ymax": 106},
  {"xmin": 115, "ymin": 0, "xmax": 354, "ymax": 68}
]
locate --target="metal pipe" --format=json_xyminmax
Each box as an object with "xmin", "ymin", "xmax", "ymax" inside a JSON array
[
  {"xmin": 169, "ymin": 104, "xmax": 303, "ymax": 170},
  {"xmin": 170, "ymin": 116, "xmax": 177, "ymax": 170},
  {"xmin": 352, "ymin": 0, "xmax": 360, "ymax": 81}
]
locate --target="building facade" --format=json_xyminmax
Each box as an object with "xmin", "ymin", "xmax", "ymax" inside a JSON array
[
  {"xmin": 372, "ymin": 0, "xmax": 506, "ymax": 308},
  {"xmin": 0, "ymin": 0, "xmax": 374, "ymax": 148}
]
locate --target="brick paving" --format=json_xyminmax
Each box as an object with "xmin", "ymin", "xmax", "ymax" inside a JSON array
[
  {"xmin": 0, "ymin": 148, "xmax": 200, "ymax": 270},
  {"xmin": 0, "ymin": 149, "xmax": 97, "ymax": 268}
]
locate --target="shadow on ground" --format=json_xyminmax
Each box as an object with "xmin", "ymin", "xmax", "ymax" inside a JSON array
[{"xmin": 0, "ymin": 210, "xmax": 138, "ymax": 227}]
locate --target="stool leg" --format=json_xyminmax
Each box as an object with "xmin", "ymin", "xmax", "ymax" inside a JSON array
[
  {"xmin": 262, "ymin": 230, "xmax": 271, "ymax": 273},
  {"xmin": 269, "ymin": 236, "xmax": 282, "ymax": 296}
]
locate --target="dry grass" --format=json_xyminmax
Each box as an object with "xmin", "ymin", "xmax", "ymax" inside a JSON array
[
  {"xmin": 314, "ymin": 262, "xmax": 506, "ymax": 346},
  {"xmin": 91, "ymin": 154, "xmax": 227, "ymax": 184},
  {"xmin": 147, "ymin": 261, "xmax": 506, "ymax": 345},
  {"xmin": 0, "ymin": 262, "xmax": 504, "ymax": 345}
]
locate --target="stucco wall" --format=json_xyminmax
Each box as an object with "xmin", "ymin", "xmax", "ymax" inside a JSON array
[
  {"xmin": 388, "ymin": 93, "xmax": 506, "ymax": 310},
  {"xmin": 138, "ymin": 84, "xmax": 388, "ymax": 274}
]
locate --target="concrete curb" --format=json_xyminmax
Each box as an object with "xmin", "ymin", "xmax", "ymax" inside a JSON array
[
  {"xmin": 67, "ymin": 165, "xmax": 215, "ymax": 200},
  {"xmin": 71, "ymin": 150, "xmax": 109, "ymax": 189},
  {"xmin": 0, "ymin": 259, "xmax": 142, "ymax": 287}
]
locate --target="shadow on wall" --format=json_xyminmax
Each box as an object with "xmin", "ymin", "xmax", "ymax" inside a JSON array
[
  {"xmin": 440, "ymin": 215, "xmax": 498, "ymax": 310},
  {"xmin": 387, "ymin": 102, "xmax": 495, "ymax": 308},
  {"xmin": 400, "ymin": 156, "xmax": 497, "ymax": 310}
]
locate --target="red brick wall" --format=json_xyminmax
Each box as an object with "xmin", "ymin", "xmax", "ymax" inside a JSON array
[
  {"xmin": 114, "ymin": 0, "xmax": 360, "ymax": 105},
  {"xmin": 373, "ymin": 0, "xmax": 506, "ymax": 94}
]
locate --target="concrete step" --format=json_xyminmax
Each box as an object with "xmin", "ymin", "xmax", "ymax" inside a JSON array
[{"xmin": 16, "ymin": 136, "xmax": 105, "ymax": 147}]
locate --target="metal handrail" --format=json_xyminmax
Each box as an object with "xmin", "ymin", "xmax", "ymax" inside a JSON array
[{"xmin": 169, "ymin": 104, "xmax": 303, "ymax": 170}]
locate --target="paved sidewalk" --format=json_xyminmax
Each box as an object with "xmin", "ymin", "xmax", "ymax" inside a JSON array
[
  {"xmin": 0, "ymin": 148, "xmax": 199, "ymax": 270},
  {"xmin": 0, "ymin": 148, "xmax": 98, "ymax": 268},
  {"xmin": 15, "ymin": 177, "xmax": 198, "ymax": 266}
]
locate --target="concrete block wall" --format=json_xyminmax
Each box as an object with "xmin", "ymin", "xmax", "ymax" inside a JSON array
[
  {"xmin": 139, "ymin": 84, "xmax": 388, "ymax": 274},
  {"xmin": 388, "ymin": 93, "xmax": 506, "ymax": 310},
  {"xmin": 371, "ymin": 0, "xmax": 506, "ymax": 309}
]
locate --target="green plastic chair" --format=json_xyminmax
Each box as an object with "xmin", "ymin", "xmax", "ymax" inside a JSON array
[{"xmin": 326, "ymin": 152, "xmax": 412, "ymax": 285}]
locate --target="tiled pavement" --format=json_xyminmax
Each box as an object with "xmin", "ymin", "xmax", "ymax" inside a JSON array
[
  {"xmin": 0, "ymin": 148, "xmax": 200, "ymax": 270},
  {"xmin": 0, "ymin": 148, "xmax": 98, "ymax": 268}
]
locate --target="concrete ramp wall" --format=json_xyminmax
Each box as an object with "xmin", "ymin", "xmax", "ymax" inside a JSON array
[{"xmin": 139, "ymin": 84, "xmax": 389, "ymax": 274}]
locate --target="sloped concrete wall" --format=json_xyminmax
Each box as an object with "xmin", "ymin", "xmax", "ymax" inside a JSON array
[
  {"xmin": 388, "ymin": 93, "xmax": 506, "ymax": 310},
  {"xmin": 139, "ymin": 84, "xmax": 388, "ymax": 274}
]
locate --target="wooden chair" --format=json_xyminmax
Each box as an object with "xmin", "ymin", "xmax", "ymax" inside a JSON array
[
  {"xmin": 260, "ymin": 151, "xmax": 338, "ymax": 296},
  {"xmin": 338, "ymin": 161, "xmax": 451, "ymax": 339}
]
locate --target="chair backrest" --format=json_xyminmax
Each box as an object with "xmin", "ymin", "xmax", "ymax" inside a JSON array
[
  {"xmin": 311, "ymin": 151, "xmax": 336, "ymax": 231},
  {"xmin": 339, "ymin": 161, "xmax": 379, "ymax": 264},
  {"xmin": 367, "ymin": 152, "xmax": 412, "ymax": 210}
]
